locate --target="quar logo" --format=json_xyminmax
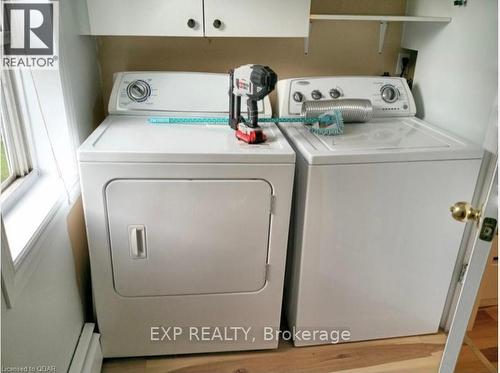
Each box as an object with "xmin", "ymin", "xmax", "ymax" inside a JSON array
[{"xmin": 2, "ymin": 0, "xmax": 59, "ymax": 69}]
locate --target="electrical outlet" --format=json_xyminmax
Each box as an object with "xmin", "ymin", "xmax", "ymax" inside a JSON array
[{"xmin": 395, "ymin": 52, "xmax": 411, "ymax": 76}]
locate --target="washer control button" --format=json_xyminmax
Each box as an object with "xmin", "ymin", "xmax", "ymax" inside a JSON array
[
  {"xmin": 311, "ymin": 90, "xmax": 322, "ymax": 100},
  {"xmin": 292, "ymin": 91, "xmax": 304, "ymax": 102},
  {"xmin": 329, "ymin": 88, "xmax": 342, "ymax": 99}
]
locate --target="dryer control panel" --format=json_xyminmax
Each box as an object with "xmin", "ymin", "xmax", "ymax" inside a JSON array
[
  {"xmin": 277, "ymin": 76, "xmax": 417, "ymax": 118},
  {"xmin": 108, "ymin": 71, "xmax": 270, "ymax": 117}
]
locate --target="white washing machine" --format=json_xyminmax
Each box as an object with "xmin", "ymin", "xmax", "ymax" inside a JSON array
[
  {"xmin": 277, "ymin": 76, "xmax": 484, "ymax": 346},
  {"xmin": 78, "ymin": 72, "xmax": 295, "ymax": 357}
]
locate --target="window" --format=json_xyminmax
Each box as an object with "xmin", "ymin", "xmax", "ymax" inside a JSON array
[
  {"xmin": 1, "ymin": 68, "xmax": 78, "ymax": 265},
  {"xmin": 1, "ymin": 71, "xmax": 34, "ymax": 193},
  {"xmin": 1, "ymin": 132, "xmax": 11, "ymax": 183}
]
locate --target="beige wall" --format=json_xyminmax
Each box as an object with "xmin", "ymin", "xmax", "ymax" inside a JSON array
[
  {"xmin": 97, "ymin": 0, "xmax": 406, "ymax": 112},
  {"xmin": 67, "ymin": 197, "xmax": 93, "ymax": 321}
]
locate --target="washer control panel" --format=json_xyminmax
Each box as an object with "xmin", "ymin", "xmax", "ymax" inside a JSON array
[{"xmin": 279, "ymin": 76, "xmax": 416, "ymax": 117}]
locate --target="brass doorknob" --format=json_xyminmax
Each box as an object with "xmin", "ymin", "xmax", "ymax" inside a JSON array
[{"xmin": 450, "ymin": 201, "xmax": 481, "ymax": 224}]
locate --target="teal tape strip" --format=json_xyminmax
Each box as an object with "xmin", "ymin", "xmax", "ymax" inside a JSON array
[
  {"xmin": 148, "ymin": 110, "xmax": 345, "ymax": 136},
  {"xmin": 148, "ymin": 117, "xmax": 325, "ymax": 124}
]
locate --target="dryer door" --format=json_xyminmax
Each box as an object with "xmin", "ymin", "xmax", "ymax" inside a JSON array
[{"xmin": 105, "ymin": 179, "xmax": 272, "ymax": 297}]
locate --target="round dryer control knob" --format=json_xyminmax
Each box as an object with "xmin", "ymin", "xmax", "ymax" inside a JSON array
[
  {"xmin": 329, "ymin": 88, "xmax": 342, "ymax": 99},
  {"xmin": 311, "ymin": 90, "xmax": 322, "ymax": 100},
  {"xmin": 126, "ymin": 80, "xmax": 151, "ymax": 102},
  {"xmin": 380, "ymin": 84, "xmax": 399, "ymax": 103},
  {"xmin": 293, "ymin": 91, "xmax": 304, "ymax": 102}
]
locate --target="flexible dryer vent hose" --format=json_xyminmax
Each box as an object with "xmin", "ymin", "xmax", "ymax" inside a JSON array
[{"xmin": 302, "ymin": 99, "xmax": 373, "ymax": 123}]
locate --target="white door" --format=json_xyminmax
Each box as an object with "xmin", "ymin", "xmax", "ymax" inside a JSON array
[
  {"xmin": 105, "ymin": 179, "xmax": 272, "ymax": 297},
  {"xmin": 86, "ymin": 0, "xmax": 204, "ymax": 36},
  {"xmin": 203, "ymin": 0, "xmax": 311, "ymax": 37},
  {"xmin": 439, "ymin": 157, "xmax": 498, "ymax": 373}
]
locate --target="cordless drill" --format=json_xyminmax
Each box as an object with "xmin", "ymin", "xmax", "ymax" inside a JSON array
[{"xmin": 229, "ymin": 64, "xmax": 277, "ymax": 144}]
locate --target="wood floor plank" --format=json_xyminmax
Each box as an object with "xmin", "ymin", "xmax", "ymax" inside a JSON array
[
  {"xmin": 331, "ymin": 352, "xmax": 443, "ymax": 373},
  {"xmin": 456, "ymin": 345, "xmax": 492, "ymax": 373},
  {"xmin": 142, "ymin": 341, "xmax": 444, "ymax": 373},
  {"xmin": 480, "ymin": 347, "xmax": 498, "ymax": 363},
  {"xmin": 485, "ymin": 307, "xmax": 498, "ymax": 322},
  {"xmin": 463, "ymin": 335, "xmax": 497, "ymax": 373},
  {"xmin": 103, "ymin": 336, "xmax": 447, "ymax": 373},
  {"xmin": 102, "ymin": 357, "xmax": 146, "ymax": 373},
  {"xmin": 102, "ymin": 307, "xmax": 497, "ymax": 373},
  {"xmin": 468, "ymin": 309, "xmax": 498, "ymax": 350}
]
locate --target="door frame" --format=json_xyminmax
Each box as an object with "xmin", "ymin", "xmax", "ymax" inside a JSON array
[
  {"xmin": 440, "ymin": 151, "xmax": 498, "ymax": 331},
  {"xmin": 439, "ymin": 154, "xmax": 498, "ymax": 373}
]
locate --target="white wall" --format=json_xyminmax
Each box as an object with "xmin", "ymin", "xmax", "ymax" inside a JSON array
[
  {"xmin": 402, "ymin": 0, "xmax": 498, "ymax": 145},
  {"xmin": 1, "ymin": 213, "xmax": 84, "ymax": 371},
  {"xmin": 1, "ymin": 0, "xmax": 101, "ymax": 370},
  {"xmin": 60, "ymin": 0, "xmax": 103, "ymax": 147}
]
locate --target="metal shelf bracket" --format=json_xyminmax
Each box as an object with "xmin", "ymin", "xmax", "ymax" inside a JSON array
[
  {"xmin": 378, "ymin": 21, "xmax": 388, "ymax": 54},
  {"xmin": 304, "ymin": 21, "xmax": 312, "ymax": 55}
]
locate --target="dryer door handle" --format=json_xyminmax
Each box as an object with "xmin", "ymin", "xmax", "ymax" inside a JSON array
[{"xmin": 129, "ymin": 225, "xmax": 147, "ymax": 259}]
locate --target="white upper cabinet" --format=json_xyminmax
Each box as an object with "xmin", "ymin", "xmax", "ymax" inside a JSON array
[
  {"xmin": 204, "ymin": 0, "xmax": 311, "ymax": 37},
  {"xmin": 85, "ymin": 0, "xmax": 311, "ymax": 37},
  {"xmin": 86, "ymin": 0, "xmax": 204, "ymax": 36}
]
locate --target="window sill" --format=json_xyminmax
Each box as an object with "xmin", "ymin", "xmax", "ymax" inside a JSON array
[{"xmin": 3, "ymin": 175, "xmax": 65, "ymax": 265}]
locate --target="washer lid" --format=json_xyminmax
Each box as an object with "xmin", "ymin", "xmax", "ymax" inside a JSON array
[
  {"xmin": 78, "ymin": 115, "xmax": 295, "ymax": 163},
  {"xmin": 279, "ymin": 117, "xmax": 483, "ymax": 165}
]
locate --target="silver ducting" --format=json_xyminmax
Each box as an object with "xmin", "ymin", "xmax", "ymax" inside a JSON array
[{"xmin": 301, "ymin": 99, "xmax": 373, "ymax": 123}]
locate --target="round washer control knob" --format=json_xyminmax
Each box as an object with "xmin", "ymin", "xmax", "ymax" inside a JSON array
[
  {"xmin": 380, "ymin": 84, "xmax": 399, "ymax": 103},
  {"xmin": 126, "ymin": 80, "xmax": 151, "ymax": 102},
  {"xmin": 293, "ymin": 91, "xmax": 304, "ymax": 102},
  {"xmin": 329, "ymin": 88, "xmax": 342, "ymax": 99},
  {"xmin": 311, "ymin": 90, "xmax": 322, "ymax": 100}
]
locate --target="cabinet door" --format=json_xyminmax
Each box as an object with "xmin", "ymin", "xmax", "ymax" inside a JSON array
[
  {"xmin": 87, "ymin": 0, "xmax": 203, "ymax": 36},
  {"xmin": 204, "ymin": 0, "xmax": 311, "ymax": 37}
]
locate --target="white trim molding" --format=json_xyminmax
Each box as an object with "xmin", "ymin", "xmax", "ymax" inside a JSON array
[
  {"xmin": 69, "ymin": 323, "xmax": 103, "ymax": 373},
  {"xmin": 1, "ymin": 194, "xmax": 65, "ymax": 308}
]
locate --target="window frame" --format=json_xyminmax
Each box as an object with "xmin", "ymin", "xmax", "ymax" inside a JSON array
[
  {"xmin": 1, "ymin": 67, "xmax": 73, "ymax": 306},
  {"xmin": 0, "ymin": 70, "xmax": 36, "ymax": 199},
  {"xmin": 1, "ymin": 68, "xmax": 62, "ymax": 264}
]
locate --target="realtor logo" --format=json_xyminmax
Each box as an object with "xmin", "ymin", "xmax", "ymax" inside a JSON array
[{"xmin": 2, "ymin": 0, "xmax": 59, "ymax": 69}]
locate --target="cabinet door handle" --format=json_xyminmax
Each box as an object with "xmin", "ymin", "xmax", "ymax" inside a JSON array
[
  {"xmin": 187, "ymin": 19, "xmax": 196, "ymax": 29},
  {"xmin": 129, "ymin": 225, "xmax": 147, "ymax": 259},
  {"xmin": 213, "ymin": 19, "xmax": 222, "ymax": 29}
]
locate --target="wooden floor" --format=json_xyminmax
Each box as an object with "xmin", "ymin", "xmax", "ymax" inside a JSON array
[
  {"xmin": 457, "ymin": 306, "xmax": 498, "ymax": 373},
  {"xmin": 102, "ymin": 306, "xmax": 497, "ymax": 373}
]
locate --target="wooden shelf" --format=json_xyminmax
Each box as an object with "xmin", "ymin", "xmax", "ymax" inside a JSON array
[{"xmin": 305, "ymin": 14, "xmax": 451, "ymax": 54}]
